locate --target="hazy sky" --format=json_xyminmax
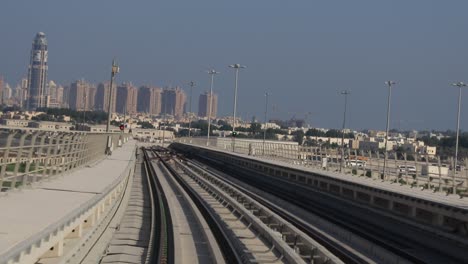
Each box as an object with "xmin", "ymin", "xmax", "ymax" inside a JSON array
[{"xmin": 1, "ymin": 1, "xmax": 468, "ymax": 131}]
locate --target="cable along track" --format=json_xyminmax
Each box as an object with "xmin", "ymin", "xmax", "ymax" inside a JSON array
[{"xmin": 156, "ymin": 149, "xmax": 343, "ymax": 264}]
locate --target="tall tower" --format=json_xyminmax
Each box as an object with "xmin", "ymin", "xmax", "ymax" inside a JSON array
[
  {"xmin": 198, "ymin": 91, "xmax": 218, "ymax": 118},
  {"xmin": 95, "ymin": 82, "xmax": 116, "ymax": 112},
  {"xmin": 161, "ymin": 87, "xmax": 186, "ymax": 119},
  {"xmin": 137, "ymin": 86, "xmax": 162, "ymax": 115},
  {"xmin": 116, "ymin": 83, "xmax": 138, "ymax": 114},
  {"xmin": 27, "ymin": 32, "xmax": 48, "ymax": 110}
]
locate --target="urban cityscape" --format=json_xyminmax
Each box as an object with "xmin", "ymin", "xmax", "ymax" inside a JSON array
[
  {"xmin": 1, "ymin": 32, "xmax": 467, "ymax": 162},
  {"xmin": 1, "ymin": 1, "xmax": 468, "ymax": 264}
]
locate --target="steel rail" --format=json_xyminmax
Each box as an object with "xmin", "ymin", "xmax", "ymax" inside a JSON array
[
  {"xmin": 186, "ymin": 158, "xmax": 368, "ymax": 264},
  {"xmin": 150, "ymin": 147, "xmax": 243, "ymax": 264},
  {"xmin": 142, "ymin": 148, "xmax": 174, "ymax": 264},
  {"xmin": 194, "ymin": 154, "xmax": 453, "ymax": 264},
  {"xmin": 168, "ymin": 152, "xmax": 342, "ymax": 264}
]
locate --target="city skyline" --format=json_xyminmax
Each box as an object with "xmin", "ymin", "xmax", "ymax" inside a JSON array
[{"xmin": 1, "ymin": 1, "xmax": 468, "ymax": 131}]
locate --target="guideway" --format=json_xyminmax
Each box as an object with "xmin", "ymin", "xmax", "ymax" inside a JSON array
[{"xmin": 0, "ymin": 140, "xmax": 136, "ymax": 264}]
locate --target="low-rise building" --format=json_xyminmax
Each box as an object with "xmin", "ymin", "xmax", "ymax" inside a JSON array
[
  {"xmin": 131, "ymin": 128, "xmax": 175, "ymax": 141},
  {"xmin": 28, "ymin": 121, "xmax": 73, "ymax": 131},
  {"xmin": 0, "ymin": 119, "xmax": 30, "ymax": 127},
  {"xmin": 422, "ymin": 146, "xmax": 437, "ymax": 157},
  {"xmin": 76, "ymin": 124, "xmax": 121, "ymax": 133}
]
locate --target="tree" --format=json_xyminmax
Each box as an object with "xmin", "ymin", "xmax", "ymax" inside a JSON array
[
  {"xmin": 250, "ymin": 123, "xmax": 262, "ymax": 135},
  {"xmin": 217, "ymin": 120, "xmax": 230, "ymax": 126},
  {"xmin": 325, "ymin": 129, "xmax": 341, "ymax": 138},
  {"xmin": 137, "ymin": 121, "xmax": 155, "ymax": 129},
  {"xmin": 176, "ymin": 129, "xmax": 188, "ymax": 137},
  {"xmin": 219, "ymin": 124, "xmax": 233, "ymax": 131},
  {"xmin": 306, "ymin": 128, "xmax": 325, "ymax": 137},
  {"xmin": 293, "ymin": 130, "xmax": 305, "ymax": 145}
]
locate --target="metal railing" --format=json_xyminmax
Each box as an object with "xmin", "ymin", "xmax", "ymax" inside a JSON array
[
  {"xmin": 0, "ymin": 145, "xmax": 136, "ymax": 264},
  {"xmin": 174, "ymin": 137, "xmax": 468, "ymax": 197},
  {"xmin": 0, "ymin": 128, "xmax": 128, "ymax": 192}
]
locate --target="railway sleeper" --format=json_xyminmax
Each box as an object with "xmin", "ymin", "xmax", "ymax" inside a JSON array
[{"xmin": 172, "ymin": 158, "xmax": 343, "ymax": 264}]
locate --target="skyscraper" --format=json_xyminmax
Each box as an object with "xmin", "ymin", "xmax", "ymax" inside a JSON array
[
  {"xmin": 56, "ymin": 86, "xmax": 64, "ymax": 107},
  {"xmin": 3, "ymin": 83, "xmax": 12, "ymax": 105},
  {"xmin": 47, "ymin": 80, "xmax": 59, "ymax": 108},
  {"xmin": 68, "ymin": 80, "xmax": 94, "ymax": 110},
  {"xmin": 198, "ymin": 91, "xmax": 218, "ymax": 118},
  {"xmin": 27, "ymin": 32, "xmax": 48, "ymax": 110},
  {"xmin": 95, "ymin": 82, "xmax": 116, "ymax": 112},
  {"xmin": 116, "ymin": 83, "xmax": 138, "ymax": 114},
  {"xmin": 161, "ymin": 87, "xmax": 186, "ymax": 118},
  {"xmin": 137, "ymin": 86, "xmax": 162, "ymax": 115}
]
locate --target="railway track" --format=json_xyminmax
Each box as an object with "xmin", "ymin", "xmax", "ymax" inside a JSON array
[
  {"xmin": 188, "ymin": 153, "xmax": 468, "ymax": 264},
  {"xmin": 147, "ymin": 147, "xmax": 344, "ymax": 264}
]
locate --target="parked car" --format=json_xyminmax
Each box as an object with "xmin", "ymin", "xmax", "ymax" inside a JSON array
[
  {"xmin": 398, "ymin": 165, "xmax": 416, "ymax": 176},
  {"xmin": 346, "ymin": 160, "xmax": 366, "ymax": 168}
]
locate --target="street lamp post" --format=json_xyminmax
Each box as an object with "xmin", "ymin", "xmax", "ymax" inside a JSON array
[
  {"xmin": 263, "ymin": 92, "xmax": 269, "ymax": 155},
  {"xmin": 229, "ymin": 64, "xmax": 246, "ymax": 152},
  {"xmin": 383, "ymin": 81, "xmax": 396, "ymax": 180},
  {"xmin": 451, "ymin": 82, "xmax": 467, "ymax": 194},
  {"xmin": 105, "ymin": 59, "xmax": 119, "ymax": 155},
  {"xmin": 207, "ymin": 69, "xmax": 219, "ymax": 146},
  {"xmin": 188, "ymin": 81, "xmax": 195, "ymax": 138},
  {"xmin": 339, "ymin": 90, "xmax": 350, "ymax": 173}
]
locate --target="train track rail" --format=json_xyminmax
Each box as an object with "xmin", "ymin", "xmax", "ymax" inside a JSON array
[
  {"xmin": 151, "ymin": 147, "xmax": 344, "ymax": 264},
  {"xmin": 184, "ymin": 158, "xmax": 371, "ymax": 264},
  {"xmin": 142, "ymin": 148, "xmax": 174, "ymax": 264},
  {"xmin": 190, "ymin": 153, "xmax": 468, "ymax": 264}
]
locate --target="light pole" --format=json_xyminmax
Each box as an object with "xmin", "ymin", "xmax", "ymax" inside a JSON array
[
  {"xmin": 339, "ymin": 90, "xmax": 350, "ymax": 173},
  {"xmin": 188, "ymin": 81, "xmax": 195, "ymax": 138},
  {"xmin": 82, "ymin": 91, "xmax": 87, "ymax": 127},
  {"xmin": 263, "ymin": 92, "xmax": 269, "ymax": 155},
  {"xmin": 162, "ymin": 102, "xmax": 167, "ymax": 148},
  {"xmin": 451, "ymin": 82, "xmax": 467, "ymax": 194},
  {"xmin": 383, "ymin": 81, "xmax": 396, "ymax": 180},
  {"xmin": 229, "ymin": 64, "xmax": 246, "ymax": 152},
  {"xmin": 105, "ymin": 59, "xmax": 119, "ymax": 155},
  {"xmin": 207, "ymin": 70, "xmax": 219, "ymax": 146}
]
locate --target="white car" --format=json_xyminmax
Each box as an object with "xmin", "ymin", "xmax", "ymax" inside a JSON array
[
  {"xmin": 398, "ymin": 165, "xmax": 416, "ymax": 176},
  {"xmin": 346, "ymin": 160, "xmax": 366, "ymax": 168}
]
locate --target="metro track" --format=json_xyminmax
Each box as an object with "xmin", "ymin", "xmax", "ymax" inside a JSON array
[
  {"xmin": 187, "ymin": 152, "xmax": 468, "ymax": 264},
  {"xmin": 150, "ymin": 147, "xmax": 242, "ymax": 264},
  {"xmin": 147, "ymin": 147, "xmax": 346, "ymax": 263},
  {"xmin": 142, "ymin": 147, "xmax": 174, "ymax": 264},
  {"xmin": 185, "ymin": 159, "xmax": 369, "ymax": 264}
]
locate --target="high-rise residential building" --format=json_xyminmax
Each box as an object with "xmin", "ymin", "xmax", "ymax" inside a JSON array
[
  {"xmin": 56, "ymin": 86, "xmax": 64, "ymax": 107},
  {"xmin": 161, "ymin": 87, "xmax": 186, "ymax": 118},
  {"xmin": 95, "ymin": 82, "xmax": 116, "ymax": 112},
  {"xmin": 47, "ymin": 80, "xmax": 59, "ymax": 108},
  {"xmin": 62, "ymin": 85, "xmax": 70, "ymax": 108},
  {"xmin": 27, "ymin": 32, "xmax": 48, "ymax": 110},
  {"xmin": 137, "ymin": 86, "xmax": 162, "ymax": 115},
  {"xmin": 20, "ymin": 78, "xmax": 28, "ymax": 108},
  {"xmin": 14, "ymin": 85, "xmax": 22, "ymax": 102},
  {"xmin": 3, "ymin": 83, "xmax": 12, "ymax": 103},
  {"xmin": 198, "ymin": 91, "xmax": 218, "ymax": 118},
  {"xmin": 68, "ymin": 80, "xmax": 94, "ymax": 110},
  {"xmin": 116, "ymin": 83, "xmax": 138, "ymax": 114},
  {"xmin": 45, "ymin": 81, "xmax": 64, "ymax": 107},
  {"xmin": 87, "ymin": 85, "xmax": 96, "ymax": 110}
]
